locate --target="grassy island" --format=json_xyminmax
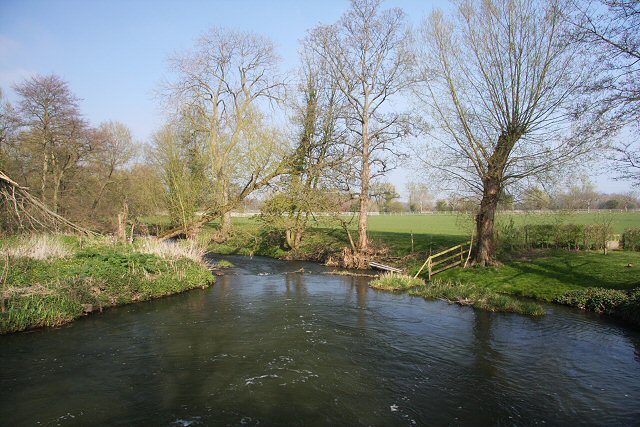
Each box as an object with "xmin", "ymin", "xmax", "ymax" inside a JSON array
[{"xmin": 0, "ymin": 234, "xmax": 214, "ymax": 334}]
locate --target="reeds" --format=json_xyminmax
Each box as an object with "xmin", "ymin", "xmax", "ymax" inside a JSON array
[
  {"xmin": 137, "ymin": 238, "xmax": 206, "ymax": 264},
  {"xmin": 0, "ymin": 234, "xmax": 71, "ymax": 260}
]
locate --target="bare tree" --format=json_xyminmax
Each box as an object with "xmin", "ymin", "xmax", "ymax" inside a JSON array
[
  {"xmin": 0, "ymin": 89, "xmax": 16, "ymax": 170},
  {"xmin": 163, "ymin": 28, "xmax": 286, "ymax": 238},
  {"xmin": 13, "ymin": 75, "xmax": 85, "ymax": 211},
  {"xmin": 406, "ymin": 182, "xmax": 433, "ymax": 212},
  {"xmin": 418, "ymin": 0, "xmax": 606, "ymax": 265},
  {"xmin": 90, "ymin": 121, "xmax": 136, "ymax": 212},
  {"xmin": 570, "ymin": 0, "xmax": 640, "ymax": 186},
  {"xmin": 307, "ymin": 0, "xmax": 416, "ymax": 254}
]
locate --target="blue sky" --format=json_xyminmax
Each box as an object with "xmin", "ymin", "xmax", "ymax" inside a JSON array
[
  {"xmin": 0, "ymin": 0, "xmax": 631, "ymax": 195},
  {"xmin": 0, "ymin": 0, "xmax": 437, "ymax": 140}
]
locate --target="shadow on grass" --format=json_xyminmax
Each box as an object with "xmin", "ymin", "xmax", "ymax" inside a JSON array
[{"xmin": 368, "ymin": 231, "xmax": 468, "ymax": 257}]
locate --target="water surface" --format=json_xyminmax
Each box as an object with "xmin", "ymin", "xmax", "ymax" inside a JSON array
[{"xmin": 1, "ymin": 255, "xmax": 639, "ymax": 426}]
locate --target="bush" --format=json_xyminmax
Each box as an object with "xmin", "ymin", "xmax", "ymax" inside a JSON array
[
  {"xmin": 496, "ymin": 222, "xmax": 615, "ymax": 252},
  {"xmin": 618, "ymin": 288, "xmax": 640, "ymax": 326},
  {"xmin": 554, "ymin": 288, "xmax": 628, "ymax": 315},
  {"xmin": 622, "ymin": 228, "xmax": 640, "ymax": 251},
  {"xmin": 555, "ymin": 287, "xmax": 640, "ymax": 327}
]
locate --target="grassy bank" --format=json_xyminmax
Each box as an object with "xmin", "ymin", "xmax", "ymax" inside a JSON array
[
  {"xmin": 0, "ymin": 235, "xmax": 215, "ymax": 334},
  {"xmin": 370, "ymin": 273, "xmax": 546, "ymax": 316},
  {"xmin": 141, "ymin": 212, "xmax": 640, "ymax": 320},
  {"xmin": 436, "ymin": 250, "xmax": 640, "ymax": 301}
]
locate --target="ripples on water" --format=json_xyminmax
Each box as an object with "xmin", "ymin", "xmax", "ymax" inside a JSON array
[{"xmin": 1, "ymin": 255, "xmax": 639, "ymax": 426}]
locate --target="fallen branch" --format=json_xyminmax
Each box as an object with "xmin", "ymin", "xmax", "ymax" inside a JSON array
[{"xmin": 0, "ymin": 170, "xmax": 96, "ymax": 236}]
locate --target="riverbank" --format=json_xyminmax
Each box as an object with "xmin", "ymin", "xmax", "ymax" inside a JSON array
[
  {"xmin": 196, "ymin": 217, "xmax": 640, "ymax": 324},
  {"xmin": 0, "ymin": 235, "xmax": 215, "ymax": 334}
]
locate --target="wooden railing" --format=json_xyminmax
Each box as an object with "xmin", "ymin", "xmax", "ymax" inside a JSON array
[{"xmin": 413, "ymin": 241, "xmax": 472, "ymax": 281}]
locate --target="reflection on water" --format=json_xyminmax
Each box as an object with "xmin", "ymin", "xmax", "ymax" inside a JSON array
[{"xmin": 0, "ymin": 254, "xmax": 639, "ymax": 426}]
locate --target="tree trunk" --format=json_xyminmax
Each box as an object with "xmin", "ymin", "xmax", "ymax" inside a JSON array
[
  {"xmin": 220, "ymin": 210, "xmax": 232, "ymax": 237},
  {"xmin": 41, "ymin": 152, "xmax": 48, "ymax": 205},
  {"xmin": 474, "ymin": 178, "xmax": 500, "ymax": 266},
  {"xmin": 116, "ymin": 201, "xmax": 129, "ymax": 243},
  {"xmin": 358, "ymin": 116, "xmax": 370, "ymax": 253}
]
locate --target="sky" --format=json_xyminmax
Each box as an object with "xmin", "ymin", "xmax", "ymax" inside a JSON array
[{"xmin": 0, "ymin": 0, "xmax": 633, "ymax": 197}]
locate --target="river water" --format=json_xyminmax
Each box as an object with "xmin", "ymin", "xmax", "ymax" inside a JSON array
[{"xmin": 1, "ymin": 255, "xmax": 639, "ymax": 426}]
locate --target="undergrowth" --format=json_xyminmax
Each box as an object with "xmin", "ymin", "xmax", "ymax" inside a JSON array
[{"xmin": 555, "ymin": 287, "xmax": 640, "ymax": 327}]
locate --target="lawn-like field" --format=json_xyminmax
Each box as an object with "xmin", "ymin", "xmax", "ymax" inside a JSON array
[
  {"xmin": 366, "ymin": 211, "xmax": 640, "ymax": 235},
  {"xmin": 363, "ymin": 211, "xmax": 640, "ymax": 256},
  {"xmin": 438, "ymin": 250, "xmax": 640, "ymax": 301}
]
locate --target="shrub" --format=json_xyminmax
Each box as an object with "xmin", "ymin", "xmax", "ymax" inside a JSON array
[
  {"xmin": 555, "ymin": 287, "xmax": 640, "ymax": 327},
  {"xmin": 555, "ymin": 288, "xmax": 628, "ymax": 315},
  {"xmin": 618, "ymin": 288, "xmax": 640, "ymax": 327},
  {"xmin": 622, "ymin": 228, "xmax": 640, "ymax": 251},
  {"xmin": 496, "ymin": 222, "xmax": 615, "ymax": 252},
  {"xmin": 556, "ymin": 224, "xmax": 584, "ymax": 250}
]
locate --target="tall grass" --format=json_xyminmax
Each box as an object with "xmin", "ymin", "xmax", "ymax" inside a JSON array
[
  {"xmin": 0, "ymin": 234, "xmax": 71, "ymax": 260},
  {"xmin": 1, "ymin": 235, "xmax": 215, "ymax": 334},
  {"xmin": 137, "ymin": 237, "xmax": 207, "ymax": 264}
]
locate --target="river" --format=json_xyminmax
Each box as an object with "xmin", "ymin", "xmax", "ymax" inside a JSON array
[{"xmin": 1, "ymin": 255, "xmax": 639, "ymax": 426}]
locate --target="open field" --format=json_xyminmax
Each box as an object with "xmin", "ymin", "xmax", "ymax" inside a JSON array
[{"xmin": 208, "ymin": 210, "xmax": 640, "ymax": 256}]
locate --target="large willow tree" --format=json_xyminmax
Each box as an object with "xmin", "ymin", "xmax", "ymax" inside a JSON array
[{"xmin": 419, "ymin": 0, "xmax": 606, "ymax": 265}]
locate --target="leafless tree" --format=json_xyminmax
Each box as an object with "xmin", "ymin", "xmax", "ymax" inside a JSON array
[
  {"xmin": 90, "ymin": 121, "xmax": 136, "ymax": 212},
  {"xmin": 418, "ymin": 0, "xmax": 607, "ymax": 265},
  {"xmin": 307, "ymin": 0, "xmax": 417, "ymax": 253},
  {"xmin": 13, "ymin": 75, "xmax": 89, "ymax": 214},
  {"xmin": 163, "ymin": 28, "xmax": 286, "ymax": 238},
  {"xmin": 406, "ymin": 182, "xmax": 433, "ymax": 212},
  {"xmin": 570, "ymin": 0, "xmax": 640, "ymax": 187}
]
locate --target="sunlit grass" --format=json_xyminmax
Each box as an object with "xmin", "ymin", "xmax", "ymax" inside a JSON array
[
  {"xmin": 137, "ymin": 237, "xmax": 207, "ymax": 265},
  {"xmin": 1, "ymin": 235, "xmax": 214, "ymax": 334},
  {"xmin": 370, "ymin": 273, "xmax": 425, "ymax": 291},
  {"xmin": 409, "ymin": 280, "xmax": 546, "ymax": 316}
]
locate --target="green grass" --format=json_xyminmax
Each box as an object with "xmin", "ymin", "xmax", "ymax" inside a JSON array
[
  {"xmin": 140, "ymin": 211, "xmax": 640, "ymax": 318},
  {"xmin": 369, "ymin": 273, "xmax": 425, "ymax": 291},
  {"xmin": 216, "ymin": 260, "xmax": 234, "ymax": 269},
  {"xmin": 435, "ymin": 250, "xmax": 640, "ymax": 301},
  {"xmin": 409, "ymin": 280, "xmax": 546, "ymax": 316},
  {"xmin": 367, "ymin": 211, "xmax": 640, "ymax": 234},
  {"xmin": 1, "ymin": 235, "xmax": 214, "ymax": 334}
]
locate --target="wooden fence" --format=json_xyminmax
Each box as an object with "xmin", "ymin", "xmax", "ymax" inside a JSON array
[{"xmin": 414, "ymin": 241, "xmax": 472, "ymax": 281}]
